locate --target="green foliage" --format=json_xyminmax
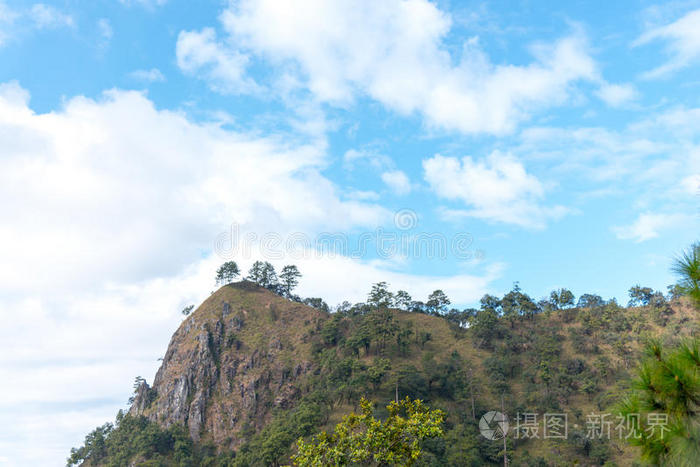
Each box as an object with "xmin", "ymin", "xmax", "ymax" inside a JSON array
[
  {"xmin": 501, "ymin": 283, "xmax": 538, "ymax": 327},
  {"xmin": 577, "ymin": 293, "xmax": 605, "ymax": 308},
  {"xmin": 425, "ymin": 290, "xmax": 450, "ymax": 315},
  {"xmin": 368, "ymin": 358, "xmax": 391, "ymax": 390},
  {"xmin": 394, "ymin": 290, "xmax": 412, "ymax": 311},
  {"xmin": 549, "ymin": 288, "xmax": 575, "ymax": 309},
  {"xmin": 367, "ymin": 282, "xmax": 394, "ymax": 309},
  {"xmin": 471, "ymin": 306, "xmax": 501, "ymax": 349},
  {"xmin": 280, "ymin": 265, "xmax": 302, "ymax": 298},
  {"xmin": 293, "ymin": 397, "xmax": 445, "ymax": 466},
  {"xmin": 247, "ymin": 261, "xmax": 278, "ymax": 289},
  {"xmin": 67, "ymin": 412, "xmax": 196, "ymax": 467},
  {"xmin": 233, "ymin": 397, "xmax": 329, "ymax": 466},
  {"xmin": 617, "ymin": 338, "xmax": 700, "ymax": 466},
  {"xmin": 672, "ymin": 242, "xmax": 700, "ymax": 306},
  {"xmin": 216, "ymin": 261, "xmax": 241, "ymax": 286},
  {"xmin": 303, "ymin": 297, "xmax": 330, "ymax": 313},
  {"xmin": 70, "ymin": 271, "xmax": 700, "ymax": 466},
  {"xmin": 396, "ymin": 322, "xmax": 414, "ymax": 356},
  {"xmin": 628, "ymin": 285, "xmax": 654, "ymax": 307},
  {"xmin": 320, "ymin": 315, "xmax": 343, "ymax": 346}
]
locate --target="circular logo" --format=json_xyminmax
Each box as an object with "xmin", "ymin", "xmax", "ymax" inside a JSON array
[
  {"xmin": 394, "ymin": 209, "xmax": 418, "ymax": 230},
  {"xmin": 479, "ymin": 411, "xmax": 509, "ymax": 440}
]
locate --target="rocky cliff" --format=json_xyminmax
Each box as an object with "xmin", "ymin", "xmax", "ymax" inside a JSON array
[{"xmin": 129, "ymin": 281, "xmax": 324, "ymax": 449}]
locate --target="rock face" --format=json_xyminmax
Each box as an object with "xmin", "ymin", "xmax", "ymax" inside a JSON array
[{"xmin": 129, "ymin": 281, "xmax": 324, "ymax": 448}]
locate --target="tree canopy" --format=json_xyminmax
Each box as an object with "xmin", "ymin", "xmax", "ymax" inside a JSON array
[
  {"xmin": 280, "ymin": 265, "xmax": 302, "ymax": 298},
  {"xmin": 618, "ymin": 339, "xmax": 700, "ymax": 466},
  {"xmin": 672, "ymin": 242, "xmax": 700, "ymax": 306},
  {"xmin": 426, "ymin": 289, "xmax": 450, "ymax": 315},
  {"xmin": 215, "ymin": 261, "xmax": 240, "ymax": 286},
  {"xmin": 367, "ymin": 282, "xmax": 394, "ymax": 309},
  {"xmin": 293, "ymin": 397, "xmax": 445, "ymax": 467}
]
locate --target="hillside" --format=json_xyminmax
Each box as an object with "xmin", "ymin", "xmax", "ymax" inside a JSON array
[
  {"xmin": 69, "ymin": 281, "xmax": 699, "ymax": 466},
  {"xmin": 130, "ymin": 281, "xmax": 326, "ymax": 447}
]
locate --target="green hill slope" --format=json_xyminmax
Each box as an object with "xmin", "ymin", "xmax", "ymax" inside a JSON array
[{"xmin": 69, "ymin": 281, "xmax": 699, "ymax": 466}]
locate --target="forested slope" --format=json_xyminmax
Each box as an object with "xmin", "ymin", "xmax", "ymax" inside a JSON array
[{"xmin": 69, "ymin": 281, "xmax": 699, "ymax": 466}]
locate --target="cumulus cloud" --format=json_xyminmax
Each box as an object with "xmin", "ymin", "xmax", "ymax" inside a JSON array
[
  {"xmin": 0, "ymin": 82, "xmax": 393, "ymax": 293},
  {"xmin": 634, "ymin": 8, "xmax": 700, "ymax": 78},
  {"xmin": 381, "ymin": 170, "xmax": 411, "ymax": 195},
  {"xmin": 423, "ymin": 152, "xmax": 567, "ymax": 228},
  {"xmin": 612, "ymin": 212, "xmax": 690, "ymax": 242},
  {"xmin": 176, "ymin": 0, "xmax": 599, "ymax": 134},
  {"xmin": 176, "ymin": 28, "xmax": 259, "ymax": 94},
  {"xmin": 0, "ymin": 82, "xmax": 499, "ymax": 464}
]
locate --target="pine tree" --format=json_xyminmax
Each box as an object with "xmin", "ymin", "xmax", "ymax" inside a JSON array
[
  {"xmin": 259, "ymin": 262, "xmax": 278, "ymax": 289},
  {"xmin": 247, "ymin": 261, "xmax": 264, "ymax": 284},
  {"xmin": 279, "ymin": 265, "xmax": 302, "ymax": 298},
  {"xmin": 395, "ymin": 290, "xmax": 412, "ymax": 310},
  {"xmin": 215, "ymin": 261, "xmax": 240, "ymax": 286},
  {"xmin": 672, "ymin": 242, "xmax": 700, "ymax": 307},
  {"xmin": 426, "ymin": 289, "xmax": 450, "ymax": 315},
  {"xmin": 619, "ymin": 243, "xmax": 700, "ymax": 465},
  {"xmin": 367, "ymin": 282, "xmax": 394, "ymax": 308},
  {"xmin": 618, "ymin": 339, "xmax": 700, "ymax": 465}
]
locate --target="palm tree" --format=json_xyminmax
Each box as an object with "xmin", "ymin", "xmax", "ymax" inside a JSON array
[{"xmin": 672, "ymin": 242, "xmax": 700, "ymax": 306}]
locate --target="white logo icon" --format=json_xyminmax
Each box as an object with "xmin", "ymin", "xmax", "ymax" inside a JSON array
[{"xmin": 479, "ymin": 411, "xmax": 509, "ymax": 440}]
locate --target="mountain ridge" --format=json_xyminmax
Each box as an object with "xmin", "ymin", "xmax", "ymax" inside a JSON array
[{"xmin": 75, "ymin": 280, "xmax": 699, "ymax": 466}]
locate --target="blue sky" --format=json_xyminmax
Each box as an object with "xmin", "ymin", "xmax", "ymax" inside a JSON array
[{"xmin": 1, "ymin": 0, "xmax": 699, "ymax": 464}]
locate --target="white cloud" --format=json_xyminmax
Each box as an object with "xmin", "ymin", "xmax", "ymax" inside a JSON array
[
  {"xmin": 0, "ymin": 1, "xmax": 18, "ymax": 46},
  {"xmin": 613, "ymin": 212, "xmax": 690, "ymax": 242},
  {"xmin": 595, "ymin": 82, "xmax": 638, "ymax": 107},
  {"xmin": 98, "ymin": 17, "xmax": 113, "ymax": 42},
  {"xmin": 635, "ymin": 8, "xmax": 700, "ymax": 78},
  {"xmin": 178, "ymin": 0, "xmax": 599, "ymax": 134},
  {"xmin": 30, "ymin": 3, "xmax": 73, "ymax": 29},
  {"xmin": 347, "ymin": 189, "xmax": 380, "ymax": 201},
  {"xmin": 342, "ymin": 148, "xmax": 391, "ymax": 170},
  {"xmin": 0, "ymin": 82, "xmax": 499, "ymax": 464},
  {"xmin": 423, "ymin": 151, "xmax": 567, "ymax": 228},
  {"xmin": 0, "ymin": 82, "xmax": 390, "ymax": 294},
  {"xmin": 294, "ymin": 255, "xmax": 502, "ymax": 305},
  {"xmin": 517, "ymin": 105, "xmax": 700, "ymax": 201},
  {"xmin": 381, "ymin": 170, "xmax": 411, "ymax": 195},
  {"xmin": 0, "ymin": 2, "xmax": 74, "ymax": 46},
  {"xmin": 681, "ymin": 174, "xmax": 700, "ymax": 194},
  {"xmin": 176, "ymin": 28, "xmax": 258, "ymax": 94},
  {"xmin": 129, "ymin": 67, "xmax": 165, "ymax": 83}
]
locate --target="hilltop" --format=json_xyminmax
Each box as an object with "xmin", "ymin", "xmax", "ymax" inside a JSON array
[{"xmin": 69, "ymin": 281, "xmax": 699, "ymax": 466}]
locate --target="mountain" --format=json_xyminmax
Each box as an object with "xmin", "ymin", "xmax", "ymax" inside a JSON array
[
  {"xmin": 70, "ymin": 281, "xmax": 699, "ymax": 466},
  {"xmin": 130, "ymin": 281, "xmax": 324, "ymax": 447}
]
